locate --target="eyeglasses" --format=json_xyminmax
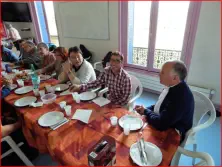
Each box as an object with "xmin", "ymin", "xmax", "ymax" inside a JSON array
[{"xmin": 110, "ymin": 58, "xmax": 122, "ymax": 63}]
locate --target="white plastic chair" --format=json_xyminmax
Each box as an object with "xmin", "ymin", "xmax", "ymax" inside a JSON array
[
  {"xmin": 174, "ymin": 146, "xmax": 215, "ymax": 166},
  {"xmin": 171, "ymin": 90, "xmax": 216, "ymax": 166},
  {"xmin": 98, "ymin": 75, "xmax": 143, "ymax": 110},
  {"xmin": 1, "ymin": 136, "xmax": 34, "ymax": 166},
  {"xmin": 93, "ymin": 61, "xmax": 104, "ymax": 73}
]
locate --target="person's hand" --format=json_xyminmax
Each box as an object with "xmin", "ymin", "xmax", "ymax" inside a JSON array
[
  {"xmin": 2, "ymin": 77, "xmax": 13, "ymax": 87},
  {"xmin": 62, "ymin": 60, "xmax": 72, "ymax": 74},
  {"xmin": 67, "ymin": 70, "xmax": 76, "ymax": 83},
  {"xmin": 36, "ymin": 69, "xmax": 42, "ymax": 75},
  {"xmin": 134, "ymin": 105, "xmax": 145, "ymax": 115},
  {"xmin": 69, "ymin": 84, "xmax": 81, "ymax": 92},
  {"xmin": 8, "ymin": 62, "xmax": 15, "ymax": 67}
]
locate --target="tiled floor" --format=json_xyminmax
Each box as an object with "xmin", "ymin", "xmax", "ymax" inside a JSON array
[{"xmin": 5, "ymin": 91, "xmax": 222, "ymax": 166}]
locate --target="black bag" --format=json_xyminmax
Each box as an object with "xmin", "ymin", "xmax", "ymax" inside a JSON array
[
  {"xmin": 80, "ymin": 44, "xmax": 92, "ymax": 62},
  {"xmin": 102, "ymin": 51, "xmax": 112, "ymax": 68}
]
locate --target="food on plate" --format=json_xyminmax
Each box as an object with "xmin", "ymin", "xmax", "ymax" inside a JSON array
[{"xmin": 15, "ymin": 71, "xmax": 29, "ymax": 80}]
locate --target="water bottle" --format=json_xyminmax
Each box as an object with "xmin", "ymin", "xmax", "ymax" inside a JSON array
[{"xmin": 30, "ymin": 64, "xmax": 40, "ymax": 89}]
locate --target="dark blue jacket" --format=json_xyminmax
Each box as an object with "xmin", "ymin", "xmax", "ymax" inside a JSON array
[{"xmin": 144, "ymin": 81, "xmax": 194, "ymax": 142}]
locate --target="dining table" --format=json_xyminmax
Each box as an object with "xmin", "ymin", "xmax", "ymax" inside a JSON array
[{"xmin": 3, "ymin": 77, "xmax": 180, "ymax": 166}]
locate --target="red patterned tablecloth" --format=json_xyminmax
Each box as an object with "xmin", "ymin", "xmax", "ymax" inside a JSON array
[{"xmin": 4, "ymin": 79, "xmax": 180, "ymax": 166}]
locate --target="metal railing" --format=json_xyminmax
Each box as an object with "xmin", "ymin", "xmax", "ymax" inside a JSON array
[{"xmin": 132, "ymin": 47, "xmax": 181, "ymax": 69}]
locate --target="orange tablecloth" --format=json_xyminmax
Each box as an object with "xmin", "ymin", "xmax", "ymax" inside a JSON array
[{"xmin": 4, "ymin": 79, "xmax": 180, "ymax": 166}]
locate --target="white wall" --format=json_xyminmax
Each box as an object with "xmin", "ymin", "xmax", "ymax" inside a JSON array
[
  {"xmin": 54, "ymin": 2, "xmax": 119, "ymax": 62},
  {"xmin": 55, "ymin": 2, "xmax": 220, "ymax": 105},
  {"xmin": 187, "ymin": 2, "xmax": 220, "ymax": 105}
]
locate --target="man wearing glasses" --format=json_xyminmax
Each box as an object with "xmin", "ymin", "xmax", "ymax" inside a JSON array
[{"xmin": 70, "ymin": 51, "xmax": 132, "ymax": 106}]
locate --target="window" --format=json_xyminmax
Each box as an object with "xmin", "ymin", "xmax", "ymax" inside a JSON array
[
  {"xmin": 119, "ymin": 1, "xmax": 201, "ymax": 73},
  {"xmin": 43, "ymin": 1, "xmax": 59, "ymax": 46}
]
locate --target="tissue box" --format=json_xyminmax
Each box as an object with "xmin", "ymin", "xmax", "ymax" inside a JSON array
[{"xmin": 88, "ymin": 136, "xmax": 116, "ymax": 166}]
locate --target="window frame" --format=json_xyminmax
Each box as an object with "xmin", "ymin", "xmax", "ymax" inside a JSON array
[{"xmin": 119, "ymin": 1, "xmax": 201, "ymax": 75}]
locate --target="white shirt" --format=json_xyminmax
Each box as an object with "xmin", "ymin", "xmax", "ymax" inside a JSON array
[
  {"xmin": 58, "ymin": 60, "xmax": 96, "ymax": 84},
  {"xmin": 154, "ymin": 87, "xmax": 169, "ymax": 114},
  {"xmin": 8, "ymin": 27, "xmax": 21, "ymax": 41},
  {"xmin": 74, "ymin": 60, "xmax": 96, "ymax": 84},
  {"xmin": 153, "ymin": 84, "xmax": 181, "ymax": 135}
]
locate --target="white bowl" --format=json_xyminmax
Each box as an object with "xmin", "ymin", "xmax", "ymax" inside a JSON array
[{"xmin": 41, "ymin": 93, "xmax": 57, "ymax": 104}]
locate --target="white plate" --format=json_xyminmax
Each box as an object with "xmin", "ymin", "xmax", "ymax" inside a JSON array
[
  {"xmin": 9, "ymin": 84, "xmax": 17, "ymax": 90},
  {"xmin": 130, "ymin": 142, "xmax": 162, "ymax": 166},
  {"xmin": 14, "ymin": 96, "xmax": 37, "ymax": 107},
  {"xmin": 40, "ymin": 74, "xmax": 51, "ymax": 81},
  {"xmin": 14, "ymin": 86, "xmax": 33, "ymax": 95},
  {"xmin": 80, "ymin": 92, "xmax": 97, "ymax": 101},
  {"xmin": 119, "ymin": 115, "xmax": 143, "ymax": 131},
  {"xmin": 53, "ymin": 84, "xmax": 69, "ymax": 92},
  {"xmin": 38, "ymin": 111, "xmax": 64, "ymax": 127}
]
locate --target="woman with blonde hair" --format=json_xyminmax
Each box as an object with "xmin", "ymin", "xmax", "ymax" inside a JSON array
[{"xmin": 38, "ymin": 46, "xmax": 68, "ymax": 78}]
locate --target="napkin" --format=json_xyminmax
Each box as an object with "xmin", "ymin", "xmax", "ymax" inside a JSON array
[
  {"xmin": 72, "ymin": 109, "xmax": 92, "ymax": 124},
  {"xmin": 92, "ymin": 97, "xmax": 111, "ymax": 107},
  {"xmin": 29, "ymin": 102, "xmax": 43, "ymax": 107},
  {"xmin": 60, "ymin": 89, "xmax": 72, "ymax": 96}
]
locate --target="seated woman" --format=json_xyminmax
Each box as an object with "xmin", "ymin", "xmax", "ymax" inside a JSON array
[
  {"xmin": 37, "ymin": 42, "xmax": 56, "ymax": 70},
  {"xmin": 58, "ymin": 46, "xmax": 96, "ymax": 84},
  {"xmin": 38, "ymin": 47, "xmax": 68, "ymax": 78}
]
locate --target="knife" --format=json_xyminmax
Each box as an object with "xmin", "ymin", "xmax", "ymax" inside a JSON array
[
  {"xmin": 52, "ymin": 119, "xmax": 69, "ymax": 130},
  {"xmin": 137, "ymin": 138, "xmax": 144, "ymax": 164},
  {"xmin": 141, "ymin": 137, "xmax": 149, "ymax": 165}
]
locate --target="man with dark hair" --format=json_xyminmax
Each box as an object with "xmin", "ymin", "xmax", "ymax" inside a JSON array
[
  {"xmin": 70, "ymin": 51, "xmax": 132, "ymax": 106},
  {"xmin": 58, "ymin": 46, "xmax": 96, "ymax": 84},
  {"xmin": 135, "ymin": 60, "xmax": 194, "ymax": 142}
]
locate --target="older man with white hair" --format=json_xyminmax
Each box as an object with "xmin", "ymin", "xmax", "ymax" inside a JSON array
[{"xmin": 135, "ymin": 60, "xmax": 194, "ymax": 143}]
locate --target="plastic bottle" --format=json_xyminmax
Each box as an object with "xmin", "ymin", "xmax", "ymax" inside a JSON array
[{"xmin": 30, "ymin": 64, "xmax": 40, "ymax": 89}]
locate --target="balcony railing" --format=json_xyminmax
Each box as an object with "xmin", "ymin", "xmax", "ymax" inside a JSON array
[{"xmin": 132, "ymin": 47, "xmax": 181, "ymax": 69}]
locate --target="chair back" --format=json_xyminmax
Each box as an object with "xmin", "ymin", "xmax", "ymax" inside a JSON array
[{"xmin": 181, "ymin": 90, "xmax": 216, "ymax": 146}]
